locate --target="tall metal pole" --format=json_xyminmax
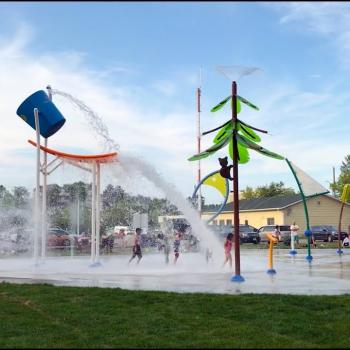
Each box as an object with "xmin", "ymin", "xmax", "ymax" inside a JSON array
[
  {"xmin": 77, "ymin": 197, "xmax": 80, "ymax": 236},
  {"xmin": 333, "ymin": 166, "xmax": 336, "ymax": 197},
  {"xmin": 95, "ymin": 162, "xmax": 101, "ymax": 264},
  {"xmin": 197, "ymin": 68, "xmax": 202, "ymax": 213},
  {"xmin": 41, "ymin": 85, "xmax": 51, "ymax": 260},
  {"xmin": 41, "ymin": 138, "xmax": 47, "ymax": 260},
  {"xmin": 33, "ymin": 108, "xmax": 41, "ymax": 265},
  {"xmin": 231, "ymin": 81, "xmax": 244, "ymax": 282}
]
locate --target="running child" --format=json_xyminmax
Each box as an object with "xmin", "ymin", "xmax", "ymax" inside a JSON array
[
  {"xmin": 128, "ymin": 228, "xmax": 142, "ymax": 264},
  {"xmin": 173, "ymin": 232, "xmax": 181, "ymax": 265}
]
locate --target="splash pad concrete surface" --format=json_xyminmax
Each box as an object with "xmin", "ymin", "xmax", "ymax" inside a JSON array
[{"xmin": 0, "ymin": 249, "xmax": 350, "ymax": 295}]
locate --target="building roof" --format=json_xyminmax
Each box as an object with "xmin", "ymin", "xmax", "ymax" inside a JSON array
[{"xmin": 204, "ymin": 194, "xmax": 303, "ymax": 213}]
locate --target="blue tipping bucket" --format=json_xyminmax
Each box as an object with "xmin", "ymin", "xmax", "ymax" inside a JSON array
[{"xmin": 16, "ymin": 90, "xmax": 66, "ymax": 138}]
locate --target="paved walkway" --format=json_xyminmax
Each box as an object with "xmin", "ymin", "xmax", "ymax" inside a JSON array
[{"xmin": 0, "ymin": 249, "xmax": 349, "ymax": 295}]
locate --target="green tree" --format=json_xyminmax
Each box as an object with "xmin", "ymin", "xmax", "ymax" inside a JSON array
[
  {"xmin": 331, "ymin": 155, "xmax": 350, "ymax": 199},
  {"xmin": 0, "ymin": 185, "xmax": 14, "ymax": 209},
  {"xmin": 0, "ymin": 185, "xmax": 7, "ymax": 200},
  {"xmin": 47, "ymin": 184, "xmax": 62, "ymax": 208},
  {"xmin": 240, "ymin": 186, "xmax": 256, "ymax": 200},
  {"xmin": 13, "ymin": 186, "xmax": 30, "ymax": 208},
  {"xmin": 74, "ymin": 181, "xmax": 88, "ymax": 202},
  {"xmin": 52, "ymin": 207, "xmax": 71, "ymax": 230},
  {"xmin": 102, "ymin": 185, "xmax": 125, "ymax": 209},
  {"xmin": 240, "ymin": 181, "xmax": 296, "ymax": 199}
]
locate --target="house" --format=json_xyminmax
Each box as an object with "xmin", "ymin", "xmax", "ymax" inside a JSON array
[{"xmin": 202, "ymin": 194, "xmax": 350, "ymax": 233}]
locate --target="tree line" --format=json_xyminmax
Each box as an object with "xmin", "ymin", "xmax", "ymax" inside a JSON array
[
  {"xmin": 0, "ymin": 182, "xmax": 180, "ymax": 234},
  {"xmin": 240, "ymin": 181, "xmax": 296, "ymax": 200}
]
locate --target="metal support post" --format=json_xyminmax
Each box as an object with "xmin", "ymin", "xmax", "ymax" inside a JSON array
[
  {"xmin": 90, "ymin": 162, "xmax": 96, "ymax": 265},
  {"xmin": 95, "ymin": 162, "xmax": 101, "ymax": 264},
  {"xmin": 41, "ymin": 138, "xmax": 47, "ymax": 259},
  {"xmin": 33, "ymin": 108, "xmax": 41, "ymax": 265}
]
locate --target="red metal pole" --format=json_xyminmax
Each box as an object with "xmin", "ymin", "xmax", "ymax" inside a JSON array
[
  {"xmin": 197, "ymin": 86, "xmax": 202, "ymax": 212},
  {"xmin": 231, "ymin": 81, "xmax": 242, "ymax": 280}
]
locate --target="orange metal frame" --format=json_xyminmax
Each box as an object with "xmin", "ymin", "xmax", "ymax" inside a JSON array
[{"xmin": 28, "ymin": 139, "xmax": 118, "ymax": 163}]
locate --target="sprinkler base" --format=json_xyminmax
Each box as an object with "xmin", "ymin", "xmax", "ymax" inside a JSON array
[
  {"xmin": 289, "ymin": 250, "xmax": 297, "ymax": 256},
  {"xmin": 267, "ymin": 269, "xmax": 276, "ymax": 275},
  {"xmin": 305, "ymin": 255, "xmax": 313, "ymax": 262},
  {"xmin": 336, "ymin": 249, "xmax": 343, "ymax": 255},
  {"xmin": 230, "ymin": 274, "xmax": 245, "ymax": 283},
  {"xmin": 89, "ymin": 261, "xmax": 102, "ymax": 268}
]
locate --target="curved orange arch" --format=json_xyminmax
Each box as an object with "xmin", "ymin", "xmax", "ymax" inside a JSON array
[{"xmin": 28, "ymin": 140, "xmax": 118, "ymax": 164}]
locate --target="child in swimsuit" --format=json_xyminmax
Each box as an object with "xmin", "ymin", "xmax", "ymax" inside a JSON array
[{"xmin": 222, "ymin": 233, "xmax": 233, "ymax": 268}]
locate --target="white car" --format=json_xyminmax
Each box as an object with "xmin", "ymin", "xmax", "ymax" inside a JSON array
[{"xmin": 258, "ymin": 225, "xmax": 291, "ymax": 243}]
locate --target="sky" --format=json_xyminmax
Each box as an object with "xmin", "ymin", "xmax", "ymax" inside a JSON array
[{"xmin": 0, "ymin": 1, "xmax": 350, "ymax": 204}]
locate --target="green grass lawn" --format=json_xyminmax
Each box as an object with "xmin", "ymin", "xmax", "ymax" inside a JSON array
[{"xmin": 0, "ymin": 283, "xmax": 349, "ymax": 348}]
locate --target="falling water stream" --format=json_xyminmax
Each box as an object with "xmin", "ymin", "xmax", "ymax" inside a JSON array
[{"xmin": 52, "ymin": 89, "xmax": 223, "ymax": 257}]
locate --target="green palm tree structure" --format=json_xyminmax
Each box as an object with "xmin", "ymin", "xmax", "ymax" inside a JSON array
[{"xmin": 188, "ymin": 81, "xmax": 284, "ymax": 282}]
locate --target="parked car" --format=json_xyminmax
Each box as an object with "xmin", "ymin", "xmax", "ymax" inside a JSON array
[
  {"xmin": 123, "ymin": 231, "xmax": 137, "ymax": 248},
  {"xmin": 77, "ymin": 232, "xmax": 91, "ymax": 252},
  {"xmin": 337, "ymin": 231, "xmax": 348, "ymax": 241},
  {"xmin": 209, "ymin": 224, "xmax": 260, "ymax": 244},
  {"xmin": 47, "ymin": 227, "xmax": 75, "ymax": 248},
  {"xmin": 310, "ymin": 225, "xmax": 347, "ymax": 242},
  {"xmin": 238, "ymin": 225, "xmax": 260, "ymax": 244},
  {"xmin": 258, "ymin": 225, "xmax": 291, "ymax": 244}
]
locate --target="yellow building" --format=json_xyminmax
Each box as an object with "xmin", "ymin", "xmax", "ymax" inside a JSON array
[{"xmin": 202, "ymin": 194, "xmax": 350, "ymax": 232}]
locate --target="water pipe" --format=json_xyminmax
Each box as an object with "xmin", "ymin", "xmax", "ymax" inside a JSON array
[
  {"xmin": 95, "ymin": 162, "xmax": 101, "ymax": 265},
  {"xmin": 90, "ymin": 162, "xmax": 96, "ymax": 265},
  {"xmin": 290, "ymin": 229, "xmax": 297, "ymax": 256},
  {"xmin": 33, "ymin": 107, "xmax": 41, "ymax": 265},
  {"xmin": 40, "ymin": 85, "xmax": 52, "ymax": 260},
  {"xmin": 266, "ymin": 233, "xmax": 277, "ymax": 274}
]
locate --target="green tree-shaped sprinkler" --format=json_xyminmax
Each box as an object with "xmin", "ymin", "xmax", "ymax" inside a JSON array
[{"xmin": 188, "ymin": 81, "xmax": 284, "ymax": 282}]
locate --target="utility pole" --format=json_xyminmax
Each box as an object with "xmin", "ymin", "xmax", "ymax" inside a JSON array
[
  {"xmin": 332, "ymin": 166, "xmax": 336, "ymax": 197},
  {"xmin": 197, "ymin": 68, "xmax": 202, "ymax": 213}
]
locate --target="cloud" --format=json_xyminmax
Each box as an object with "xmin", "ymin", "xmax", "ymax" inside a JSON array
[
  {"xmin": 0, "ymin": 21, "xmax": 34, "ymax": 57},
  {"xmin": 277, "ymin": 2, "xmax": 350, "ymax": 35},
  {"xmin": 269, "ymin": 2, "xmax": 350, "ymax": 69},
  {"xmin": 0, "ymin": 20, "xmax": 199, "ymax": 199},
  {"xmin": 152, "ymin": 80, "xmax": 177, "ymax": 96}
]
